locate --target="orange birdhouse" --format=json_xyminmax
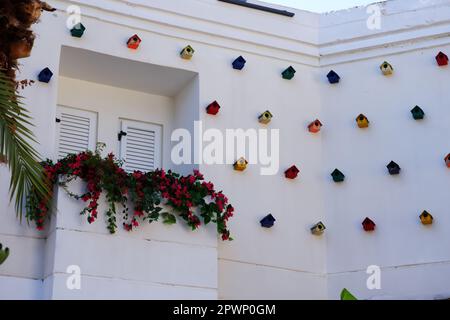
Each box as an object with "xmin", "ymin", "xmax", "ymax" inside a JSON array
[
  {"xmin": 356, "ymin": 114, "xmax": 369, "ymax": 128},
  {"xmin": 445, "ymin": 154, "xmax": 450, "ymax": 168},
  {"xmin": 308, "ymin": 119, "xmax": 323, "ymax": 133},
  {"xmin": 127, "ymin": 34, "xmax": 142, "ymax": 50},
  {"xmin": 285, "ymin": 165, "xmax": 300, "ymax": 179},
  {"xmin": 420, "ymin": 211, "xmax": 433, "ymax": 225},
  {"xmin": 234, "ymin": 157, "xmax": 248, "ymax": 171}
]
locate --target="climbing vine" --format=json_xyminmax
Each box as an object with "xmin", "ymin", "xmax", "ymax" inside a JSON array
[{"xmin": 26, "ymin": 150, "xmax": 234, "ymax": 241}]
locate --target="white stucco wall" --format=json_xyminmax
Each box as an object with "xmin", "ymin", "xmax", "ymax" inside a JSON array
[{"xmin": 0, "ymin": 0, "xmax": 449, "ymax": 300}]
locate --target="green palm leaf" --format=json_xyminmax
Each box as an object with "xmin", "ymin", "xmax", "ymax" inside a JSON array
[{"xmin": 0, "ymin": 71, "xmax": 49, "ymax": 220}]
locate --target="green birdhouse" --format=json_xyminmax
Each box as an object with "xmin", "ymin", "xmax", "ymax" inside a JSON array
[
  {"xmin": 70, "ymin": 23, "xmax": 86, "ymax": 38},
  {"xmin": 331, "ymin": 169, "xmax": 345, "ymax": 183},
  {"xmin": 411, "ymin": 106, "xmax": 425, "ymax": 120},
  {"xmin": 258, "ymin": 111, "xmax": 273, "ymax": 124},
  {"xmin": 282, "ymin": 66, "xmax": 296, "ymax": 80},
  {"xmin": 0, "ymin": 243, "xmax": 9, "ymax": 265},
  {"xmin": 341, "ymin": 288, "xmax": 357, "ymax": 300}
]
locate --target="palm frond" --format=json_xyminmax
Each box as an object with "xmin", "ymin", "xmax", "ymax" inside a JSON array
[{"xmin": 0, "ymin": 71, "xmax": 49, "ymax": 220}]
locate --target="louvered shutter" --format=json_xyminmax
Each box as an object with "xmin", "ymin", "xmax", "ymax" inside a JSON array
[
  {"xmin": 55, "ymin": 106, "xmax": 97, "ymax": 159},
  {"xmin": 120, "ymin": 120, "xmax": 162, "ymax": 173}
]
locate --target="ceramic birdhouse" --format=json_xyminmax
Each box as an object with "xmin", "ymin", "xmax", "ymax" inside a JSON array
[
  {"xmin": 356, "ymin": 114, "xmax": 369, "ymax": 128},
  {"xmin": 341, "ymin": 288, "xmax": 357, "ymax": 301},
  {"xmin": 0, "ymin": 243, "xmax": 9, "ymax": 265},
  {"xmin": 380, "ymin": 61, "xmax": 394, "ymax": 75},
  {"xmin": 233, "ymin": 157, "xmax": 248, "ymax": 171},
  {"xmin": 331, "ymin": 169, "xmax": 345, "ymax": 183},
  {"xmin": 308, "ymin": 119, "xmax": 323, "ymax": 133},
  {"xmin": 387, "ymin": 161, "xmax": 401, "ymax": 175},
  {"xmin": 327, "ymin": 70, "xmax": 340, "ymax": 84},
  {"xmin": 232, "ymin": 56, "xmax": 246, "ymax": 70},
  {"xmin": 282, "ymin": 66, "xmax": 296, "ymax": 80},
  {"xmin": 258, "ymin": 111, "xmax": 273, "ymax": 124},
  {"xmin": 127, "ymin": 34, "xmax": 141, "ymax": 49},
  {"xmin": 70, "ymin": 23, "xmax": 86, "ymax": 38},
  {"xmin": 311, "ymin": 222, "xmax": 326, "ymax": 235},
  {"xmin": 260, "ymin": 214, "xmax": 276, "ymax": 228},
  {"xmin": 411, "ymin": 106, "xmax": 425, "ymax": 120},
  {"xmin": 180, "ymin": 45, "xmax": 195, "ymax": 60},
  {"xmin": 285, "ymin": 165, "xmax": 300, "ymax": 179},
  {"xmin": 420, "ymin": 211, "xmax": 433, "ymax": 225},
  {"xmin": 362, "ymin": 217, "xmax": 376, "ymax": 232},
  {"xmin": 206, "ymin": 101, "xmax": 221, "ymax": 115},
  {"xmin": 38, "ymin": 68, "xmax": 53, "ymax": 83},
  {"xmin": 445, "ymin": 154, "xmax": 450, "ymax": 168},
  {"xmin": 436, "ymin": 51, "xmax": 448, "ymax": 66}
]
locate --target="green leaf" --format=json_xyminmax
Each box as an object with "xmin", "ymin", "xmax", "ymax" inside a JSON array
[
  {"xmin": 0, "ymin": 71, "xmax": 49, "ymax": 220},
  {"xmin": 340, "ymin": 288, "xmax": 357, "ymax": 300},
  {"xmin": 203, "ymin": 214, "xmax": 211, "ymax": 225},
  {"xmin": 162, "ymin": 213, "xmax": 176, "ymax": 225}
]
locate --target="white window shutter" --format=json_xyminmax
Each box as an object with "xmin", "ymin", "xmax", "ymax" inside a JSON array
[
  {"xmin": 55, "ymin": 106, "xmax": 97, "ymax": 159},
  {"xmin": 120, "ymin": 120, "xmax": 162, "ymax": 173}
]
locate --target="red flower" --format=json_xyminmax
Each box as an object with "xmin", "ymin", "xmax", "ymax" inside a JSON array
[
  {"xmin": 222, "ymin": 231, "xmax": 230, "ymax": 241},
  {"xmin": 134, "ymin": 210, "xmax": 144, "ymax": 217},
  {"xmin": 193, "ymin": 170, "xmax": 204, "ymax": 180},
  {"xmin": 133, "ymin": 171, "xmax": 143, "ymax": 179},
  {"xmin": 28, "ymin": 151, "xmax": 234, "ymax": 240}
]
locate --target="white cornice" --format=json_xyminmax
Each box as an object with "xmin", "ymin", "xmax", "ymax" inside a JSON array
[{"xmin": 50, "ymin": 0, "xmax": 450, "ymax": 67}]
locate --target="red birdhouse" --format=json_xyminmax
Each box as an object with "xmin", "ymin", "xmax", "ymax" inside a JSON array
[
  {"xmin": 445, "ymin": 154, "xmax": 450, "ymax": 168},
  {"xmin": 285, "ymin": 165, "xmax": 300, "ymax": 179},
  {"xmin": 362, "ymin": 217, "xmax": 376, "ymax": 232},
  {"xmin": 206, "ymin": 101, "xmax": 221, "ymax": 115},
  {"xmin": 308, "ymin": 119, "xmax": 322, "ymax": 133},
  {"xmin": 436, "ymin": 51, "xmax": 449, "ymax": 66},
  {"xmin": 127, "ymin": 34, "xmax": 142, "ymax": 50}
]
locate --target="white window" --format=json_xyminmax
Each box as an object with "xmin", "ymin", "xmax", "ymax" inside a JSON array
[
  {"xmin": 55, "ymin": 106, "xmax": 97, "ymax": 159},
  {"xmin": 119, "ymin": 120, "xmax": 162, "ymax": 173}
]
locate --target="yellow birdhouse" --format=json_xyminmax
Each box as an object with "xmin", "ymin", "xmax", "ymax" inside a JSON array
[
  {"xmin": 258, "ymin": 111, "xmax": 273, "ymax": 124},
  {"xmin": 420, "ymin": 211, "xmax": 433, "ymax": 225},
  {"xmin": 180, "ymin": 45, "xmax": 195, "ymax": 60},
  {"xmin": 380, "ymin": 61, "xmax": 394, "ymax": 75},
  {"xmin": 233, "ymin": 157, "xmax": 248, "ymax": 171},
  {"xmin": 356, "ymin": 114, "xmax": 370, "ymax": 128},
  {"xmin": 311, "ymin": 222, "xmax": 326, "ymax": 235}
]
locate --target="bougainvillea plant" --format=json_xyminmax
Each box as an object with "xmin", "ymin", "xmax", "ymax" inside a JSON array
[{"xmin": 26, "ymin": 150, "xmax": 234, "ymax": 241}]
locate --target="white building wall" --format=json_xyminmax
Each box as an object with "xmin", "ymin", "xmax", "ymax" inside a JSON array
[{"xmin": 0, "ymin": 0, "xmax": 449, "ymax": 299}]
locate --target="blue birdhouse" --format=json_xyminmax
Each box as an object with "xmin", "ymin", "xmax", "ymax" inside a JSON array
[
  {"xmin": 38, "ymin": 68, "xmax": 53, "ymax": 83},
  {"xmin": 387, "ymin": 161, "xmax": 401, "ymax": 175},
  {"xmin": 327, "ymin": 70, "xmax": 340, "ymax": 84},
  {"xmin": 282, "ymin": 66, "xmax": 296, "ymax": 80},
  {"xmin": 232, "ymin": 56, "xmax": 246, "ymax": 70},
  {"xmin": 260, "ymin": 214, "xmax": 276, "ymax": 228}
]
